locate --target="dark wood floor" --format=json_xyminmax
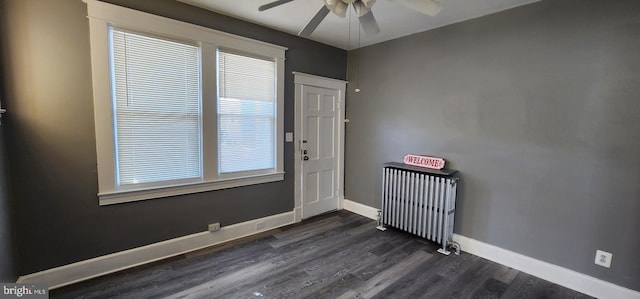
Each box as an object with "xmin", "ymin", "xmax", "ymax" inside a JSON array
[{"xmin": 51, "ymin": 210, "xmax": 592, "ymax": 299}]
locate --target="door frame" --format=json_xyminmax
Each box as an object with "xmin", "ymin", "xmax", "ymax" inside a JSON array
[{"xmin": 293, "ymin": 72, "xmax": 347, "ymax": 222}]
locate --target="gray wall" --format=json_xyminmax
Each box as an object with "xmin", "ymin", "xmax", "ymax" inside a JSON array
[
  {"xmin": 0, "ymin": 0, "xmax": 346, "ymax": 275},
  {"xmin": 0, "ymin": 128, "xmax": 15, "ymax": 283},
  {"xmin": 345, "ymin": 0, "xmax": 640, "ymax": 291},
  {"xmin": 0, "ymin": 0, "xmax": 16, "ymax": 281},
  {"xmin": 0, "ymin": 118, "xmax": 15, "ymax": 283}
]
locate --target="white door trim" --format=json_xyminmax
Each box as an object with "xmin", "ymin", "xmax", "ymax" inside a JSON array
[{"xmin": 293, "ymin": 72, "xmax": 347, "ymax": 222}]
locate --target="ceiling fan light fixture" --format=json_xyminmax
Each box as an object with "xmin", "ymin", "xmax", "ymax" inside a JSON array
[
  {"xmin": 259, "ymin": 0, "xmax": 440, "ymax": 39},
  {"xmin": 325, "ymin": 0, "xmax": 348, "ymax": 18}
]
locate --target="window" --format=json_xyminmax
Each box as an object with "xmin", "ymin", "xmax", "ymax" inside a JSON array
[
  {"xmin": 86, "ymin": 0, "xmax": 286, "ymax": 205},
  {"xmin": 112, "ymin": 30, "xmax": 202, "ymax": 187},
  {"xmin": 218, "ymin": 51, "xmax": 276, "ymax": 175}
]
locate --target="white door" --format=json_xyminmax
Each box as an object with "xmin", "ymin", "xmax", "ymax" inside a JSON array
[{"xmin": 294, "ymin": 73, "xmax": 346, "ymax": 220}]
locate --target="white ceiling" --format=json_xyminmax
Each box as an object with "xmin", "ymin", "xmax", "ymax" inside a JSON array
[{"xmin": 178, "ymin": 0, "xmax": 540, "ymax": 50}]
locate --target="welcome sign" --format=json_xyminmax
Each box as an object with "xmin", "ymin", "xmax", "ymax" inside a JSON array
[{"xmin": 403, "ymin": 154, "xmax": 446, "ymax": 170}]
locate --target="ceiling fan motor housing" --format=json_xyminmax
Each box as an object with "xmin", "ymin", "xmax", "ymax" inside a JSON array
[
  {"xmin": 259, "ymin": 0, "xmax": 441, "ymax": 38},
  {"xmin": 325, "ymin": 0, "xmax": 376, "ymax": 18}
]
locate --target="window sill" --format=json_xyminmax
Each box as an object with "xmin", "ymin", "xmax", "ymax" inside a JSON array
[{"xmin": 98, "ymin": 172, "xmax": 285, "ymax": 206}]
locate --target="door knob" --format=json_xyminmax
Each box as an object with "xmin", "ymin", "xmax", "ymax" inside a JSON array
[
  {"xmin": 303, "ymin": 150, "xmax": 308, "ymax": 154},
  {"xmin": 304, "ymin": 156, "xmax": 309, "ymax": 161}
]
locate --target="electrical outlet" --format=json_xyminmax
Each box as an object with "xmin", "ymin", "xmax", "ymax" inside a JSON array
[
  {"xmin": 594, "ymin": 250, "xmax": 612, "ymax": 268},
  {"xmin": 208, "ymin": 222, "xmax": 220, "ymax": 232},
  {"xmin": 255, "ymin": 221, "xmax": 266, "ymax": 230}
]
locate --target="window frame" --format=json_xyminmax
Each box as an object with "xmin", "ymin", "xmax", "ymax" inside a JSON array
[
  {"xmin": 216, "ymin": 49, "xmax": 279, "ymax": 178},
  {"xmin": 86, "ymin": 0, "xmax": 286, "ymax": 205},
  {"xmin": 110, "ymin": 28, "xmax": 203, "ymax": 189}
]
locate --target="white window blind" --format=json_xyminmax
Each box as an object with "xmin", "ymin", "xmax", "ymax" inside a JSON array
[
  {"xmin": 111, "ymin": 29, "xmax": 202, "ymax": 185},
  {"xmin": 218, "ymin": 51, "xmax": 276, "ymax": 174}
]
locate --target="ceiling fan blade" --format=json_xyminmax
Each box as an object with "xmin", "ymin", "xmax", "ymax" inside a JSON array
[
  {"xmin": 393, "ymin": 0, "xmax": 442, "ymax": 16},
  {"xmin": 299, "ymin": 6, "xmax": 331, "ymax": 37},
  {"xmin": 358, "ymin": 10, "xmax": 380, "ymax": 36},
  {"xmin": 353, "ymin": 1, "xmax": 372, "ymax": 17},
  {"xmin": 258, "ymin": 0, "xmax": 295, "ymax": 11},
  {"xmin": 360, "ymin": 0, "xmax": 376, "ymax": 8}
]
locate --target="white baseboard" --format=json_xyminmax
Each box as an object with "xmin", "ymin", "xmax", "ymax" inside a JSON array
[
  {"xmin": 16, "ymin": 201, "xmax": 639, "ymax": 298},
  {"xmin": 17, "ymin": 211, "xmax": 295, "ymax": 290},
  {"xmin": 342, "ymin": 200, "xmax": 638, "ymax": 298},
  {"xmin": 453, "ymin": 234, "xmax": 639, "ymax": 299},
  {"xmin": 342, "ymin": 199, "xmax": 378, "ymax": 220}
]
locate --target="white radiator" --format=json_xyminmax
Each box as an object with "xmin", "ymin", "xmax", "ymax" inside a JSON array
[{"xmin": 378, "ymin": 163, "xmax": 460, "ymax": 255}]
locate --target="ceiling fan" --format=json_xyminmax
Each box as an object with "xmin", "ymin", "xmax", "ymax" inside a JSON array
[{"xmin": 258, "ymin": 0, "xmax": 443, "ymax": 37}]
